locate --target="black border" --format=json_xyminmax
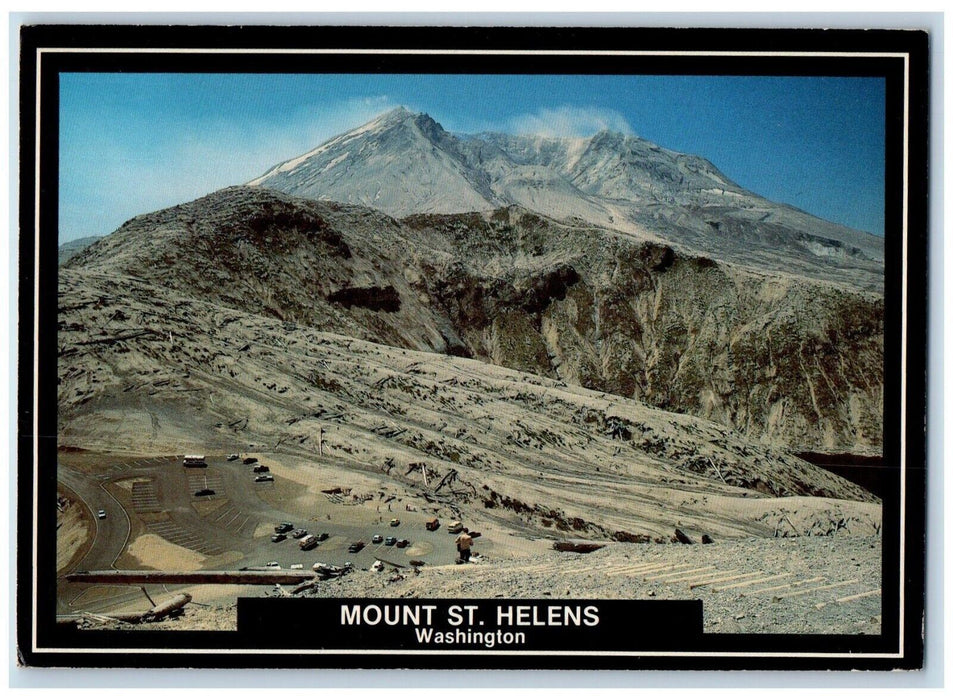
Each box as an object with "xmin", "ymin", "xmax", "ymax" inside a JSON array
[{"xmin": 17, "ymin": 24, "xmax": 930, "ymax": 671}]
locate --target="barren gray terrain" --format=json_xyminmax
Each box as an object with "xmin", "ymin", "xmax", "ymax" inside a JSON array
[
  {"xmin": 58, "ymin": 264, "xmax": 882, "ymax": 632},
  {"xmin": 57, "ymin": 109, "xmax": 885, "ymax": 634},
  {"xmin": 59, "ymin": 266, "xmax": 879, "ymax": 540},
  {"xmin": 66, "ymin": 187, "xmax": 883, "ymax": 454}
]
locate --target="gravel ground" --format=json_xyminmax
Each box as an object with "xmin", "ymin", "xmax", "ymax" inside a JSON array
[
  {"xmin": 79, "ymin": 534, "xmax": 881, "ymax": 637},
  {"xmin": 295, "ymin": 535, "xmax": 883, "ymax": 635}
]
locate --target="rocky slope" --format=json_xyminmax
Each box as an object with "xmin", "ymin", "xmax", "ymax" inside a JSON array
[
  {"xmin": 58, "ymin": 266, "xmax": 879, "ymax": 543},
  {"xmin": 66, "ymin": 187, "xmax": 883, "ymax": 453},
  {"xmin": 249, "ymin": 107, "xmax": 884, "ymax": 292},
  {"xmin": 58, "ymin": 235, "xmax": 102, "ymax": 265}
]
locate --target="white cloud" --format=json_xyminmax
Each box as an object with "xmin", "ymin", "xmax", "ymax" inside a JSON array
[{"xmin": 508, "ymin": 105, "xmax": 634, "ymax": 138}]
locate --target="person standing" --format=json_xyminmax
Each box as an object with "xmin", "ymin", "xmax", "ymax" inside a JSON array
[{"xmin": 455, "ymin": 530, "xmax": 474, "ymax": 563}]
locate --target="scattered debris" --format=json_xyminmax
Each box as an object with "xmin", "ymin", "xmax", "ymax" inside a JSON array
[
  {"xmin": 65, "ymin": 593, "xmax": 193, "ymax": 626},
  {"xmin": 311, "ymin": 562, "xmax": 354, "ymax": 580}
]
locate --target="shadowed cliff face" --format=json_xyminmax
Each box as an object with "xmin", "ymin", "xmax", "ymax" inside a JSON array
[
  {"xmin": 68, "ymin": 187, "xmax": 883, "ymax": 454},
  {"xmin": 402, "ymin": 206, "xmax": 884, "ymax": 455}
]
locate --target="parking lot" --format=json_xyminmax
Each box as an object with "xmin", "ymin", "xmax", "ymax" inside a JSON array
[{"xmin": 58, "ymin": 451, "xmax": 468, "ymax": 615}]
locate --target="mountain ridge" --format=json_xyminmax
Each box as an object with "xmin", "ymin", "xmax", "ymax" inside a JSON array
[
  {"xmin": 58, "ymin": 235, "xmax": 103, "ymax": 265},
  {"xmin": 247, "ymin": 107, "xmax": 884, "ymax": 292},
  {"xmin": 67, "ymin": 186, "xmax": 884, "ymax": 454}
]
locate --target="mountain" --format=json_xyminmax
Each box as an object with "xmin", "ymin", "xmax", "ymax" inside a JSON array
[
  {"xmin": 65, "ymin": 187, "xmax": 883, "ymax": 454},
  {"xmin": 249, "ymin": 108, "xmax": 499, "ymax": 216},
  {"xmin": 249, "ymin": 107, "xmax": 884, "ymax": 292},
  {"xmin": 54, "ymin": 109, "xmax": 886, "ymax": 601},
  {"xmin": 58, "ymin": 235, "xmax": 102, "ymax": 265}
]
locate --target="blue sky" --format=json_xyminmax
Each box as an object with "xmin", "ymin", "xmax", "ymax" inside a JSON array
[{"xmin": 59, "ymin": 73, "xmax": 885, "ymax": 243}]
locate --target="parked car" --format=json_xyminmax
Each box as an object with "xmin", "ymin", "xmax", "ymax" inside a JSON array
[
  {"xmin": 426, "ymin": 518, "xmax": 440, "ymax": 531},
  {"xmin": 348, "ymin": 541, "xmax": 365, "ymax": 553},
  {"xmin": 254, "ymin": 474, "xmax": 274, "ymax": 483},
  {"xmin": 389, "ymin": 518, "xmax": 400, "ymax": 527},
  {"xmin": 291, "ymin": 529, "xmax": 309, "ymax": 539},
  {"xmin": 290, "ymin": 563, "xmax": 303, "ymax": 570},
  {"xmin": 447, "ymin": 521, "xmax": 464, "ymax": 534},
  {"xmin": 265, "ymin": 561, "xmax": 281, "ymax": 569},
  {"xmin": 97, "ymin": 509, "xmax": 106, "ymax": 519},
  {"xmin": 270, "ymin": 533, "xmax": 287, "ymax": 543},
  {"xmin": 194, "ymin": 488, "xmax": 215, "ymax": 497},
  {"xmin": 316, "ymin": 532, "xmax": 329, "ymax": 542},
  {"xmin": 253, "ymin": 465, "xmax": 270, "ymax": 473},
  {"xmin": 384, "ymin": 536, "xmax": 397, "ymax": 546},
  {"xmin": 371, "ymin": 534, "xmax": 383, "ymax": 544},
  {"xmin": 395, "ymin": 539, "xmax": 410, "ymax": 549},
  {"xmin": 226, "ymin": 454, "xmax": 239, "ymax": 461},
  {"xmin": 243, "ymin": 457, "xmax": 258, "ymax": 465},
  {"xmin": 274, "ymin": 522, "xmax": 294, "ymax": 534}
]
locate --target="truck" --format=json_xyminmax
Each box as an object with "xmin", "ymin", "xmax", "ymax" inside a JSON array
[
  {"xmin": 447, "ymin": 521, "xmax": 464, "ymax": 534},
  {"xmin": 299, "ymin": 535, "xmax": 319, "ymax": 551},
  {"xmin": 183, "ymin": 455, "xmax": 207, "ymax": 467},
  {"xmin": 425, "ymin": 518, "xmax": 440, "ymax": 531}
]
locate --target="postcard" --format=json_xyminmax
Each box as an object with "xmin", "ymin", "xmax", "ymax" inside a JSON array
[{"xmin": 17, "ymin": 24, "xmax": 929, "ymax": 670}]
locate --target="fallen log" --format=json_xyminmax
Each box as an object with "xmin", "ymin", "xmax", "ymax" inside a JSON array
[
  {"xmin": 66, "ymin": 570, "xmax": 315, "ymax": 585},
  {"xmin": 75, "ymin": 329, "xmax": 160, "ymax": 346},
  {"xmin": 674, "ymin": 528, "xmax": 695, "ymax": 545},
  {"xmin": 292, "ymin": 580, "xmax": 319, "ymax": 595},
  {"xmin": 553, "ymin": 541, "xmax": 606, "ymax": 554}
]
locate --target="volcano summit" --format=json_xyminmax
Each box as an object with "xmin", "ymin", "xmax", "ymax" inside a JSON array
[{"xmin": 249, "ymin": 107, "xmax": 884, "ymax": 292}]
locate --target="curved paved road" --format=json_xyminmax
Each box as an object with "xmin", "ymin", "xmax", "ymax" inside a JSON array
[
  {"xmin": 58, "ymin": 453, "xmax": 461, "ymax": 616},
  {"xmin": 58, "ymin": 464, "xmax": 132, "ymax": 572}
]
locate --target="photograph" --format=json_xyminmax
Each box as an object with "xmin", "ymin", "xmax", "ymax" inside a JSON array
[{"xmin": 18, "ymin": 25, "xmax": 928, "ymax": 669}]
